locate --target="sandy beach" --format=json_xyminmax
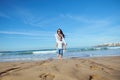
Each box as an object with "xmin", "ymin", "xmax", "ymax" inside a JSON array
[{"xmin": 0, "ymin": 56, "xmax": 120, "ymax": 80}]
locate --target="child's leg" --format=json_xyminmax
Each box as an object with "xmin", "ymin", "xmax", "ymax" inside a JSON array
[
  {"xmin": 58, "ymin": 49, "xmax": 63, "ymax": 60},
  {"xmin": 57, "ymin": 49, "xmax": 60, "ymax": 59},
  {"xmin": 60, "ymin": 49, "xmax": 63, "ymax": 60},
  {"xmin": 58, "ymin": 54, "xmax": 60, "ymax": 59}
]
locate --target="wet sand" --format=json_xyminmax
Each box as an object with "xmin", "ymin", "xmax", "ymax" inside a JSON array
[{"xmin": 0, "ymin": 56, "xmax": 120, "ymax": 80}]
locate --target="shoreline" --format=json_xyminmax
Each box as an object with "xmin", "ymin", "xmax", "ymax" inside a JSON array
[
  {"xmin": 0, "ymin": 55, "xmax": 120, "ymax": 63},
  {"xmin": 0, "ymin": 56, "xmax": 120, "ymax": 80},
  {"xmin": 0, "ymin": 48, "xmax": 120, "ymax": 62}
]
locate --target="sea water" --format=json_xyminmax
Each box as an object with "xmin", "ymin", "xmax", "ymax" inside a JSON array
[{"xmin": 0, "ymin": 47, "xmax": 120, "ymax": 62}]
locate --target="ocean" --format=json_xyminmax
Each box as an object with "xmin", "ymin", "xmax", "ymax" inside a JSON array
[{"xmin": 0, "ymin": 47, "xmax": 120, "ymax": 62}]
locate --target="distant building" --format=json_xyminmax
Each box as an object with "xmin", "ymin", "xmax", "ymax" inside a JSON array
[{"xmin": 95, "ymin": 42, "xmax": 120, "ymax": 47}]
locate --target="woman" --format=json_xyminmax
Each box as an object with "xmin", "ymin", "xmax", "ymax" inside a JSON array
[
  {"xmin": 55, "ymin": 28, "xmax": 67, "ymax": 46},
  {"xmin": 55, "ymin": 28, "xmax": 67, "ymax": 60}
]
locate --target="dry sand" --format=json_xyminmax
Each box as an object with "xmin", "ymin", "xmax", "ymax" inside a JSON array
[{"xmin": 0, "ymin": 56, "xmax": 120, "ymax": 80}]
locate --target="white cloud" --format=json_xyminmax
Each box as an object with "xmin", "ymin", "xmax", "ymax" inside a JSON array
[
  {"xmin": 0, "ymin": 31, "xmax": 54, "ymax": 37},
  {"xmin": 61, "ymin": 14, "xmax": 111, "ymax": 25},
  {"xmin": 5, "ymin": 36, "xmax": 54, "ymax": 40},
  {"xmin": 14, "ymin": 8, "xmax": 59, "ymax": 28}
]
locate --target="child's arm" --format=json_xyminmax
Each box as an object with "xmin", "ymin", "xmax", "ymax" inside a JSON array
[
  {"xmin": 63, "ymin": 43, "xmax": 66, "ymax": 50},
  {"xmin": 56, "ymin": 42, "xmax": 58, "ymax": 49}
]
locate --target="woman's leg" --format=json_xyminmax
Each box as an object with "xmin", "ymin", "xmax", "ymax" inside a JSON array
[{"xmin": 58, "ymin": 54, "xmax": 62, "ymax": 60}]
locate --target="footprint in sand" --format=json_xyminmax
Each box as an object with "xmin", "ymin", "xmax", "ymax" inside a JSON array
[
  {"xmin": 39, "ymin": 73, "xmax": 55, "ymax": 80},
  {"xmin": 89, "ymin": 74, "xmax": 101, "ymax": 80},
  {"xmin": 0, "ymin": 67, "xmax": 20, "ymax": 77}
]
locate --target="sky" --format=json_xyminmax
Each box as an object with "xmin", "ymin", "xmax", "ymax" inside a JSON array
[{"xmin": 0, "ymin": 0, "xmax": 120, "ymax": 51}]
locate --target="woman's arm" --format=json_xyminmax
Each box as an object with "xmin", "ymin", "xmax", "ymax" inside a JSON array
[{"xmin": 62, "ymin": 37, "xmax": 67, "ymax": 45}]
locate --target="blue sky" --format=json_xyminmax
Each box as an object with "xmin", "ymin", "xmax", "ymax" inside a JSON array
[{"xmin": 0, "ymin": 0, "xmax": 120, "ymax": 51}]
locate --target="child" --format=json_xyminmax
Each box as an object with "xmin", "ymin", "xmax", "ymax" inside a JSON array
[{"xmin": 56, "ymin": 36, "xmax": 66, "ymax": 60}]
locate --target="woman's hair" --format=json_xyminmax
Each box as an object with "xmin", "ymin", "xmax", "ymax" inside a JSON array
[{"xmin": 57, "ymin": 28, "xmax": 65, "ymax": 38}]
